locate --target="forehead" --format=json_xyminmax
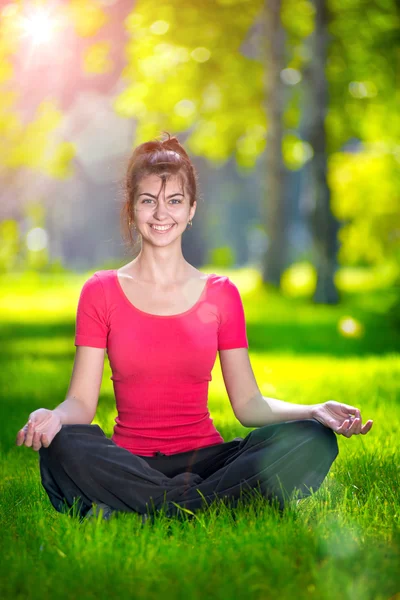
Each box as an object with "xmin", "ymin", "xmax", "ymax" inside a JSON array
[{"xmin": 138, "ymin": 173, "xmax": 185, "ymax": 193}]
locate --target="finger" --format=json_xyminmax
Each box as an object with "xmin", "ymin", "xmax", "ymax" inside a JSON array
[
  {"xmin": 24, "ymin": 420, "xmax": 35, "ymax": 447},
  {"xmin": 41, "ymin": 434, "xmax": 50, "ymax": 448},
  {"xmin": 346, "ymin": 418, "xmax": 361, "ymax": 436},
  {"xmin": 335, "ymin": 419, "xmax": 351, "ymax": 436},
  {"xmin": 16, "ymin": 429, "xmax": 26, "ymax": 446},
  {"xmin": 347, "ymin": 411, "xmax": 362, "ymax": 427},
  {"xmin": 342, "ymin": 418, "xmax": 356, "ymax": 438},
  {"xmin": 350, "ymin": 417, "xmax": 362, "ymax": 435},
  {"xmin": 361, "ymin": 420, "xmax": 373, "ymax": 435},
  {"xmin": 32, "ymin": 431, "xmax": 42, "ymax": 452}
]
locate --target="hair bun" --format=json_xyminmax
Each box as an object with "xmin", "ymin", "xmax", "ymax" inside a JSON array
[
  {"xmin": 163, "ymin": 136, "xmax": 179, "ymax": 146},
  {"xmin": 160, "ymin": 133, "xmax": 190, "ymax": 161}
]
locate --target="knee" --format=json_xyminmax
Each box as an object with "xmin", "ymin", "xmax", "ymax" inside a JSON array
[
  {"xmin": 39, "ymin": 425, "xmax": 79, "ymax": 464},
  {"xmin": 299, "ymin": 419, "xmax": 339, "ymax": 461}
]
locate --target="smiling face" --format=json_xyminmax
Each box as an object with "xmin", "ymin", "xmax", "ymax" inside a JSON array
[{"xmin": 133, "ymin": 173, "xmax": 196, "ymax": 243}]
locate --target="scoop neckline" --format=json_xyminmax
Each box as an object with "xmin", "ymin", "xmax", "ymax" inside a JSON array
[{"xmin": 113, "ymin": 269, "xmax": 213, "ymax": 318}]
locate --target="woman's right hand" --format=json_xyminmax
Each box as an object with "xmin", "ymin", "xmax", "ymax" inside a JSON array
[{"xmin": 16, "ymin": 409, "xmax": 62, "ymax": 451}]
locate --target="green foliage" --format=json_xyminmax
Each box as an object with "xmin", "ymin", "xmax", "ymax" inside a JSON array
[
  {"xmin": 325, "ymin": 0, "xmax": 400, "ymax": 269},
  {"xmin": 329, "ymin": 149, "xmax": 400, "ymax": 266},
  {"xmin": 113, "ymin": 0, "xmax": 265, "ymax": 170},
  {"xmin": 0, "ymin": 219, "xmax": 20, "ymax": 273},
  {"xmin": 282, "ymin": 0, "xmax": 315, "ymax": 39},
  {"xmin": 327, "ymin": 0, "xmax": 399, "ymax": 152},
  {"xmin": 0, "ymin": 99, "xmax": 75, "ymax": 177},
  {"xmin": 208, "ymin": 245, "xmax": 236, "ymax": 268},
  {"xmin": 0, "ymin": 205, "xmax": 69, "ymax": 274}
]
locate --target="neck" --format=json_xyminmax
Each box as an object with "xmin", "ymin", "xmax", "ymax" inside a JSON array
[{"xmin": 130, "ymin": 255, "xmax": 192, "ymax": 285}]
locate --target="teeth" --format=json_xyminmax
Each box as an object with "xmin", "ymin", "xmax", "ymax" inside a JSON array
[{"xmin": 151, "ymin": 225, "xmax": 173, "ymax": 231}]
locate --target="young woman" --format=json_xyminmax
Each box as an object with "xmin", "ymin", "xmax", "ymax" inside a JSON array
[{"xmin": 16, "ymin": 133, "xmax": 373, "ymax": 522}]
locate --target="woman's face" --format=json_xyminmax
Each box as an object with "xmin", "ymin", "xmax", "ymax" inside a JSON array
[{"xmin": 133, "ymin": 173, "xmax": 196, "ymax": 243}]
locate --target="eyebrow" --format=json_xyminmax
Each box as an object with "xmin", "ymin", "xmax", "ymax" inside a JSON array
[{"xmin": 138, "ymin": 192, "xmax": 184, "ymax": 198}]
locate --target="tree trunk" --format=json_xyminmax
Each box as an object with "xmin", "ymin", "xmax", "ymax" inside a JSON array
[
  {"xmin": 261, "ymin": 0, "xmax": 288, "ymax": 286},
  {"xmin": 305, "ymin": 0, "xmax": 340, "ymax": 304}
]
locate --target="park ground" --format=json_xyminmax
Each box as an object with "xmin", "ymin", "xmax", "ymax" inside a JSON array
[{"xmin": 1, "ymin": 266, "xmax": 399, "ymax": 600}]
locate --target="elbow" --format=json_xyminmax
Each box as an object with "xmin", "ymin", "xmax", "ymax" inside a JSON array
[{"xmin": 235, "ymin": 412, "xmax": 249, "ymax": 428}]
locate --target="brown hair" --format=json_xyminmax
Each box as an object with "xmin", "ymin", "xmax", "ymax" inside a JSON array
[{"xmin": 120, "ymin": 132, "xmax": 200, "ymax": 254}]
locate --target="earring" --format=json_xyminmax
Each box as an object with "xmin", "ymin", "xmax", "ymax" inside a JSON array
[{"xmin": 187, "ymin": 220, "xmax": 193, "ymax": 228}]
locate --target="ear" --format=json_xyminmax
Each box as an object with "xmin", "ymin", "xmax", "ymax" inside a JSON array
[{"xmin": 189, "ymin": 201, "xmax": 196, "ymax": 221}]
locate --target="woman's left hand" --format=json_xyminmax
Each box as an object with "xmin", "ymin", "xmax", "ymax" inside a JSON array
[{"xmin": 311, "ymin": 400, "xmax": 373, "ymax": 437}]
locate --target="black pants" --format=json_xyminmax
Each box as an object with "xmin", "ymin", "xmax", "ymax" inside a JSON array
[{"xmin": 38, "ymin": 419, "xmax": 338, "ymax": 519}]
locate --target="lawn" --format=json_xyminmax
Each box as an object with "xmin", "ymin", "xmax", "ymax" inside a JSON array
[{"xmin": 1, "ymin": 266, "xmax": 399, "ymax": 600}]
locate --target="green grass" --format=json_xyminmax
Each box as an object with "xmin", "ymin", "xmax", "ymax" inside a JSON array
[{"xmin": 1, "ymin": 267, "xmax": 400, "ymax": 600}]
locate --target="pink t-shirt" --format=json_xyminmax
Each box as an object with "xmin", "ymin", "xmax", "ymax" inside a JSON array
[{"xmin": 74, "ymin": 269, "xmax": 249, "ymax": 457}]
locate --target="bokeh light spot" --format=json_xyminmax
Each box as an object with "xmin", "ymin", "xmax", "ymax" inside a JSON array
[
  {"xmin": 281, "ymin": 68, "xmax": 301, "ymax": 85},
  {"xmin": 174, "ymin": 99, "xmax": 196, "ymax": 118},
  {"xmin": 26, "ymin": 228, "xmax": 48, "ymax": 252},
  {"xmin": 338, "ymin": 316, "xmax": 364, "ymax": 338},
  {"xmin": 280, "ymin": 262, "xmax": 317, "ymax": 297},
  {"xmin": 348, "ymin": 81, "xmax": 377, "ymax": 99},
  {"xmin": 150, "ymin": 20, "xmax": 169, "ymax": 35},
  {"xmin": 191, "ymin": 47, "xmax": 211, "ymax": 63}
]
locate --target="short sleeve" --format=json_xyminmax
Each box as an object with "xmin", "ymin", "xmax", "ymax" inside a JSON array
[
  {"xmin": 217, "ymin": 277, "xmax": 249, "ymax": 351},
  {"xmin": 74, "ymin": 274, "xmax": 109, "ymax": 348}
]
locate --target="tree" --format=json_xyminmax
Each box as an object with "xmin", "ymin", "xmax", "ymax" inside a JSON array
[
  {"xmin": 262, "ymin": 0, "xmax": 290, "ymax": 286},
  {"xmin": 304, "ymin": 0, "xmax": 340, "ymax": 303}
]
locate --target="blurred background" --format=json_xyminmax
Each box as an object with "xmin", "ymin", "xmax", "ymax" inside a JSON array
[
  {"xmin": 0, "ymin": 0, "xmax": 399, "ymax": 311},
  {"xmin": 2, "ymin": 6, "xmax": 400, "ymax": 594}
]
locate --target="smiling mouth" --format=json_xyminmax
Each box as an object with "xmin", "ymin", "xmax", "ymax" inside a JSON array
[{"xmin": 149, "ymin": 224, "xmax": 175, "ymax": 232}]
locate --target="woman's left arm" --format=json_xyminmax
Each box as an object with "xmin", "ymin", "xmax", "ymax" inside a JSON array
[
  {"xmin": 218, "ymin": 348, "xmax": 373, "ymax": 437},
  {"xmin": 237, "ymin": 394, "xmax": 373, "ymax": 437}
]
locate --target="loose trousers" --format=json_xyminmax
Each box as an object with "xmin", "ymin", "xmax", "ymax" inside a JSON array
[{"xmin": 38, "ymin": 419, "xmax": 339, "ymax": 519}]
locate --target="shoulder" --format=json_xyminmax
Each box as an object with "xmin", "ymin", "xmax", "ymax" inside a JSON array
[
  {"xmin": 81, "ymin": 269, "xmax": 115, "ymax": 288},
  {"xmin": 209, "ymin": 273, "xmax": 239, "ymax": 293},
  {"xmin": 208, "ymin": 274, "xmax": 244, "ymax": 310},
  {"xmin": 208, "ymin": 273, "xmax": 229, "ymax": 287},
  {"xmin": 78, "ymin": 270, "xmax": 115, "ymax": 301}
]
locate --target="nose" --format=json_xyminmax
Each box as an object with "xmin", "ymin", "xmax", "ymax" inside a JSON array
[{"xmin": 153, "ymin": 201, "xmax": 172, "ymax": 221}]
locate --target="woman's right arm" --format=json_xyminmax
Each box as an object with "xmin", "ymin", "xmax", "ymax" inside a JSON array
[{"xmin": 16, "ymin": 346, "xmax": 106, "ymax": 451}]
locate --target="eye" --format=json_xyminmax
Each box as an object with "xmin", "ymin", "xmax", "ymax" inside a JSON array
[{"xmin": 142, "ymin": 198, "xmax": 182, "ymax": 204}]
